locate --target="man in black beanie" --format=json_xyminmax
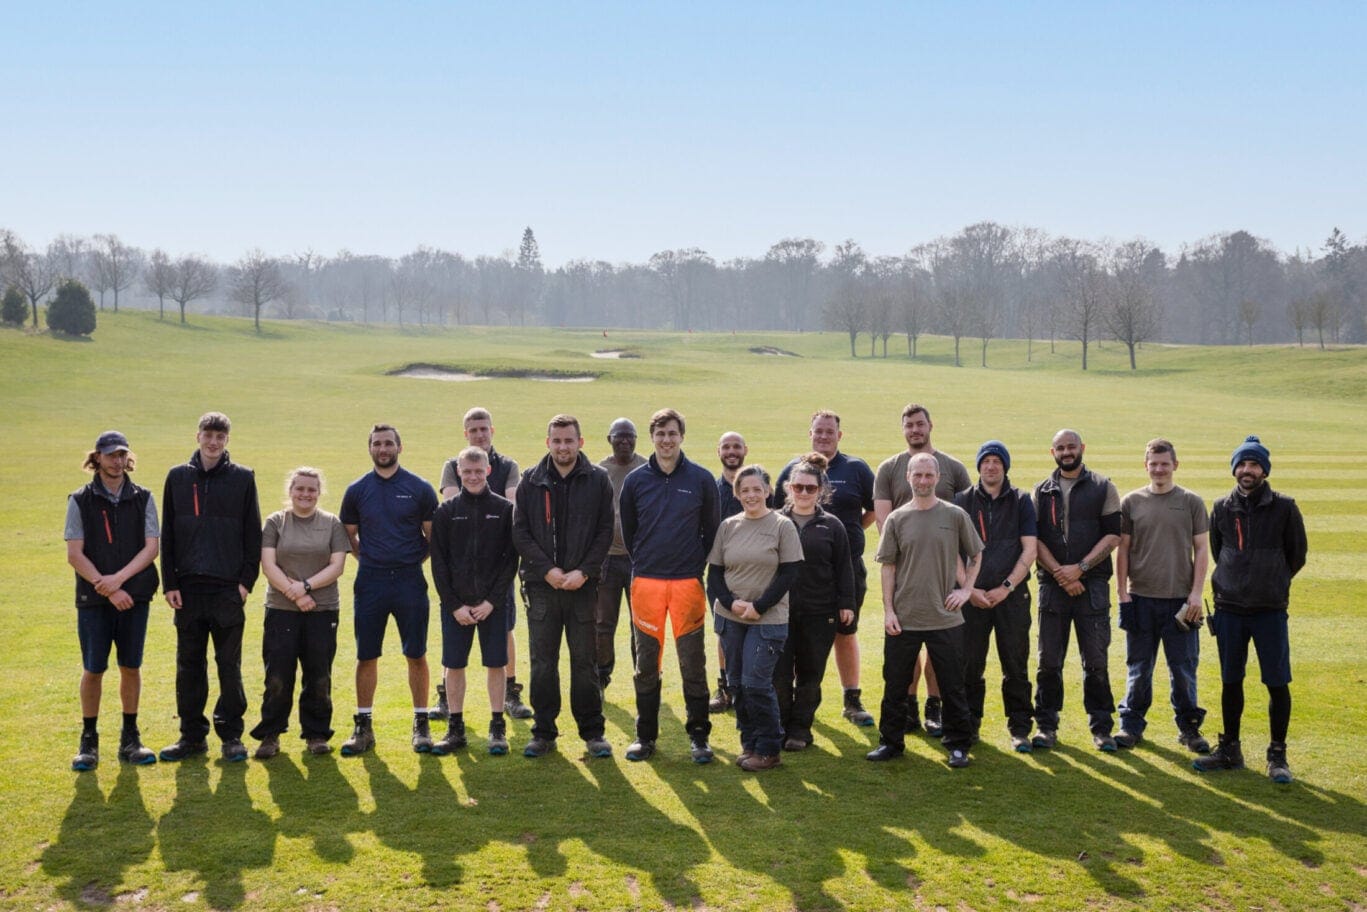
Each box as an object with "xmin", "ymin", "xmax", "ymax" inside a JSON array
[{"xmin": 1194, "ymin": 435, "xmax": 1307, "ymax": 783}]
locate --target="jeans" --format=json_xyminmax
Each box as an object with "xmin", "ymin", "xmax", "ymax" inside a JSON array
[
  {"xmin": 716, "ymin": 615, "xmax": 788, "ymax": 756},
  {"xmin": 1117, "ymin": 595, "xmax": 1205, "ymax": 737},
  {"xmin": 877, "ymin": 624, "xmax": 974, "ymax": 751},
  {"xmin": 962, "ymin": 586, "xmax": 1033, "ymax": 735},
  {"xmin": 774, "ymin": 612, "xmax": 838, "ymax": 743},
  {"xmin": 173, "ymin": 584, "xmax": 247, "ymax": 742},
  {"xmin": 251, "ymin": 608, "xmax": 339, "ymax": 741},
  {"xmin": 594, "ymin": 553, "xmax": 634, "ymax": 683},
  {"xmin": 525, "ymin": 585, "xmax": 605, "ymax": 741},
  {"xmin": 1034, "ymin": 577, "xmax": 1115, "ymax": 735}
]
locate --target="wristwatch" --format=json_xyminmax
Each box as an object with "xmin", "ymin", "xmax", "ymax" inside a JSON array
[
  {"xmin": 1001, "ymin": 578, "xmax": 1014, "ymax": 591},
  {"xmin": 303, "ymin": 579, "xmax": 313, "ymax": 594}
]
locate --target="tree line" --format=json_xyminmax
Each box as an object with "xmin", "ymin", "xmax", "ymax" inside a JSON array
[{"xmin": 3, "ymin": 224, "xmax": 1362, "ymax": 365}]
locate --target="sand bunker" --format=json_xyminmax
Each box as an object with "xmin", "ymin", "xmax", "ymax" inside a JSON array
[
  {"xmin": 392, "ymin": 365, "xmax": 597, "ymax": 383},
  {"xmin": 591, "ymin": 349, "xmax": 642, "ymax": 359},
  {"xmin": 396, "ymin": 368, "xmax": 487, "ymax": 382},
  {"xmin": 749, "ymin": 346, "xmax": 800, "ymax": 357}
]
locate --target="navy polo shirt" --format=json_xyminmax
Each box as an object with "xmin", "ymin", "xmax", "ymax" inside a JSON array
[{"xmin": 339, "ymin": 466, "xmax": 438, "ymax": 568}]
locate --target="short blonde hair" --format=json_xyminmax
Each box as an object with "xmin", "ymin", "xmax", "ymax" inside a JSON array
[{"xmin": 283, "ymin": 466, "xmax": 325, "ymax": 505}]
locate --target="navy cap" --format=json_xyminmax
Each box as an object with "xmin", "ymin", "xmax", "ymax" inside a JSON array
[{"xmin": 96, "ymin": 430, "xmax": 130, "ymax": 454}]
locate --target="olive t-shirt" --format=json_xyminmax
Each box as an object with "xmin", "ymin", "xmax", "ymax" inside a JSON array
[
  {"xmin": 707, "ymin": 510, "xmax": 803, "ymax": 625},
  {"xmin": 875, "ymin": 500, "xmax": 983, "ymax": 630},
  {"xmin": 599, "ymin": 454, "xmax": 648, "ymax": 556},
  {"xmin": 261, "ymin": 509, "xmax": 351, "ymax": 611},
  {"xmin": 873, "ymin": 450, "xmax": 971, "ymax": 508},
  {"xmin": 1120, "ymin": 484, "xmax": 1209, "ymax": 598}
]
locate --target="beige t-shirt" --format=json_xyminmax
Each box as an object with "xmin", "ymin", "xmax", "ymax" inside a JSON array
[
  {"xmin": 261, "ymin": 509, "xmax": 351, "ymax": 611},
  {"xmin": 707, "ymin": 510, "xmax": 804, "ymax": 625},
  {"xmin": 873, "ymin": 450, "xmax": 971, "ymax": 508},
  {"xmin": 600, "ymin": 454, "xmax": 647, "ymax": 556},
  {"xmin": 875, "ymin": 500, "xmax": 983, "ymax": 630},
  {"xmin": 1121, "ymin": 484, "xmax": 1209, "ymax": 598}
]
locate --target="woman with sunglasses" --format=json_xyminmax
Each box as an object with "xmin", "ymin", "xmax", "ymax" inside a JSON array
[{"xmin": 774, "ymin": 453, "xmax": 855, "ymax": 751}]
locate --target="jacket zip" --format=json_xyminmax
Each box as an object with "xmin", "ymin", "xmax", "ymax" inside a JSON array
[{"xmin": 102, "ymin": 509, "xmax": 114, "ymax": 544}]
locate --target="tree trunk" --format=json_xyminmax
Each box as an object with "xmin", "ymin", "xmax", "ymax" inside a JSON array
[
  {"xmin": 848, "ymin": 331, "xmax": 857, "ymax": 357},
  {"xmin": 953, "ymin": 335, "xmax": 961, "ymax": 367},
  {"xmin": 1081, "ymin": 335, "xmax": 1089, "ymax": 371},
  {"xmin": 179, "ymin": 302, "xmax": 188, "ymax": 324},
  {"xmin": 1128, "ymin": 341, "xmax": 1137, "ymax": 370},
  {"xmin": 980, "ymin": 337, "xmax": 988, "ymax": 368}
]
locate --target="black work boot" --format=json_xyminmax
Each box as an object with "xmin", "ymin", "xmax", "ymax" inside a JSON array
[
  {"xmin": 1266, "ymin": 741, "xmax": 1293, "ymax": 784},
  {"xmin": 1192, "ymin": 733, "xmax": 1244, "ymax": 773},
  {"xmin": 429, "ymin": 683, "xmax": 450, "ymax": 722},
  {"xmin": 341, "ymin": 714, "xmax": 375, "ymax": 756},
  {"xmin": 504, "ymin": 680, "xmax": 533, "ymax": 720},
  {"xmin": 709, "ymin": 675, "xmax": 733, "ymax": 713},
  {"xmin": 924, "ymin": 696, "xmax": 943, "ymax": 737},
  {"xmin": 411, "ymin": 715, "xmax": 434, "ymax": 753},
  {"xmin": 72, "ymin": 731, "xmax": 99, "ymax": 771},
  {"xmin": 432, "ymin": 718, "xmax": 467, "ymax": 755},
  {"xmin": 903, "ymin": 696, "xmax": 923, "ymax": 733},
  {"xmin": 118, "ymin": 728, "xmax": 156, "ymax": 765},
  {"xmin": 842, "ymin": 688, "xmax": 874, "ymax": 726}
]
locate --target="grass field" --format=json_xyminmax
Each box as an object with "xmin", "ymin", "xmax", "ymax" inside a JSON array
[{"xmin": 2, "ymin": 312, "xmax": 1365, "ymax": 911}]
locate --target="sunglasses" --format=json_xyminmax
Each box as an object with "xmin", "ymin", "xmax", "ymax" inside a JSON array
[{"xmin": 788, "ymin": 483, "xmax": 820, "ymax": 494}]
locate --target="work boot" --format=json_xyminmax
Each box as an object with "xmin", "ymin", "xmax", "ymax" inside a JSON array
[
  {"xmin": 689, "ymin": 737, "xmax": 714, "ymax": 764},
  {"xmin": 432, "ymin": 718, "xmax": 467, "ymax": 755},
  {"xmin": 222, "ymin": 739, "xmax": 248, "ymax": 762},
  {"xmin": 522, "ymin": 736, "xmax": 556, "ymax": 758},
  {"xmin": 1031, "ymin": 729, "xmax": 1057, "ymax": 750},
  {"xmin": 738, "ymin": 753, "xmax": 781, "ymax": 771},
  {"xmin": 429, "ymin": 683, "xmax": 449, "ymax": 722},
  {"xmin": 412, "ymin": 716, "xmax": 434, "ymax": 753},
  {"xmin": 504, "ymin": 681, "xmax": 533, "ymax": 720},
  {"xmin": 708, "ymin": 675, "xmax": 733, "ymax": 713},
  {"xmin": 306, "ymin": 738, "xmax": 332, "ymax": 755},
  {"xmin": 487, "ymin": 718, "xmax": 509, "ymax": 756},
  {"xmin": 159, "ymin": 738, "xmax": 208, "ymax": 762},
  {"xmin": 72, "ymin": 731, "xmax": 99, "ymax": 771},
  {"xmin": 253, "ymin": 737, "xmax": 280, "ymax": 761},
  {"xmin": 117, "ymin": 729, "xmax": 156, "ymax": 765},
  {"xmin": 842, "ymin": 688, "xmax": 874, "ymax": 727},
  {"xmin": 903, "ymin": 696, "xmax": 923, "ymax": 733},
  {"xmin": 585, "ymin": 736, "xmax": 613, "ymax": 758},
  {"xmin": 924, "ymin": 696, "xmax": 943, "ymax": 737},
  {"xmin": 1266, "ymin": 741, "xmax": 1293, "ymax": 784},
  {"xmin": 1178, "ymin": 728, "xmax": 1211, "ymax": 754},
  {"xmin": 1193, "ymin": 734, "xmax": 1244, "ymax": 773},
  {"xmin": 341, "ymin": 714, "xmax": 375, "ymax": 756}
]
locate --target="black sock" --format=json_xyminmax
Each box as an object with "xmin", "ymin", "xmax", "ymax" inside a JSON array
[
  {"xmin": 507, "ymin": 677, "xmax": 518, "ymax": 688},
  {"xmin": 83, "ymin": 716, "xmax": 98, "ymax": 735},
  {"xmin": 1222, "ymin": 682, "xmax": 1245, "ymax": 741},
  {"xmin": 452, "ymin": 712, "xmax": 464, "ymax": 726},
  {"xmin": 491, "ymin": 711, "xmax": 504, "ymax": 724},
  {"xmin": 414, "ymin": 710, "xmax": 428, "ymax": 721},
  {"xmin": 123, "ymin": 712, "xmax": 138, "ymax": 732},
  {"xmin": 1267, "ymin": 685, "xmax": 1291, "ymax": 743}
]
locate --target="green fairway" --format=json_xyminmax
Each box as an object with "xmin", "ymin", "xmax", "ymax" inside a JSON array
[{"xmin": 2, "ymin": 313, "xmax": 1365, "ymax": 911}]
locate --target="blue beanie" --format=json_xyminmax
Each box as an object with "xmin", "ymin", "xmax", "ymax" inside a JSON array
[
  {"xmin": 976, "ymin": 440, "xmax": 1011, "ymax": 473},
  {"xmin": 1230, "ymin": 435, "xmax": 1271, "ymax": 476}
]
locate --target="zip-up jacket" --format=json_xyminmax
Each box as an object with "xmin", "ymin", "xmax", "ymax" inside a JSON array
[
  {"xmin": 512, "ymin": 451, "xmax": 614, "ymax": 589},
  {"xmin": 1033, "ymin": 465, "xmax": 1120, "ymax": 583},
  {"xmin": 162, "ymin": 449, "xmax": 262, "ymax": 592},
  {"xmin": 1209, "ymin": 483, "xmax": 1307, "ymax": 614},
  {"xmin": 955, "ymin": 480, "xmax": 1038, "ymax": 586},
  {"xmin": 430, "ymin": 488, "xmax": 519, "ymax": 609},
  {"xmin": 71, "ymin": 480, "xmax": 160, "ymax": 607},
  {"xmin": 620, "ymin": 451, "xmax": 720, "ymax": 579},
  {"xmin": 781, "ymin": 505, "xmax": 855, "ymax": 617}
]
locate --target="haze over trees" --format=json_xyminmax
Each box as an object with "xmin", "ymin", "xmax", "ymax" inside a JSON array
[{"xmin": 2, "ymin": 223, "xmax": 1363, "ymax": 362}]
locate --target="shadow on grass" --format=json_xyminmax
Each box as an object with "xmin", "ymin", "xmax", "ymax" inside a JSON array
[{"xmin": 41, "ymin": 765, "xmax": 154, "ymax": 906}]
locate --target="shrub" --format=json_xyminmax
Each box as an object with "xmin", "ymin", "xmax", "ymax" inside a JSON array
[
  {"xmin": 1, "ymin": 285, "xmax": 26, "ymax": 326},
  {"xmin": 46, "ymin": 279, "xmax": 97, "ymax": 336}
]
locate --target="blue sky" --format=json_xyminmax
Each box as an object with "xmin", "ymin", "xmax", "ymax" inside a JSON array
[{"xmin": 3, "ymin": 2, "xmax": 1362, "ymax": 265}]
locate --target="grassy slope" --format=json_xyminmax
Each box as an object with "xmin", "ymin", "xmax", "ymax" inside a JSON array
[{"xmin": 1, "ymin": 314, "xmax": 1364, "ymax": 911}]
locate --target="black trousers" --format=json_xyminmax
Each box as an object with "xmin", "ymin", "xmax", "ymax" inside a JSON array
[
  {"xmin": 251, "ymin": 608, "xmax": 339, "ymax": 741},
  {"xmin": 878, "ymin": 625, "xmax": 973, "ymax": 751},
  {"xmin": 593, "ymin": 553, "xmax": 634, "ymax": 681},
  {"xmin": 774, "ymin": 611, "xmax": 839, "ymax": 742},
  {"xmin": 174, "ymin": 584, "xmax": 247, "ymax": 741},
  {"xmin": 962, "ymin": 587, "xmax": 1033, "ymax": 735},
  {"xmin": 525, "ymin": 586, "xmax": 606, "ymax": 741},
  {"xmin": 1034, "ymin": 578, "xmax": 1116, "ymax": 735}
]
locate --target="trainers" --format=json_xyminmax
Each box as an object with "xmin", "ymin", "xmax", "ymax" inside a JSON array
[
  {"xmin": 523, "ymin": 736, "xmax": 556, "ymax": 758},
  {"xmin": 159, "ymin": 738, "xmax": 209, "ymax": 762},
  {"xmin": 866, "ymin": 744, "xmax": 904, "ymax": 762},
  {"xmin": 412, "ymin": 717, "xmax": 434, "ymax": 753},
  {"xmin": 1178, "ymin": 729, "xmax": 1211, "ymax": 754},
  {"xmin": 842, "ymin": 688, "xmax": 875, "ymax": 727},
  {"xmin": 1193, "ymin": 734, "xmax": 1244, "ymax": 773},
  {"xmin": 306, "ymin": 738, "xmax": 332, "ymax": 755},
  {"xmin": 1114, "ymin": 730, "xmax": 1141, "ymax": 749},
  {"xmin": 1093, "ymin": 733, "xmax": 1117, "ymax": 752},
  {"xmin": 117, "ymin": 729, "xmax": 156, "ymax": 765},
  {"xmin": 72, "ymin": 731, "xmax": 99, "ymax": 771},
  {"xmin": 738, "ymin": 753, "xmax": 781, "ymax": 771},
  {"xmin": 253, "ymin": 737, "xmax": 280, "ymax": 760},
  {"xmin": 222, "ymin": 739, "xmax": 248, "ymax": 762},
  {"xmin": 432, "ymin": 719, "xmax": 467, "ymax": 755},
  {"xmin": 903, "ymin": 696, "xmax": 922, "ymax": 733},
  {"xmin": 340, "ymin": 714, "xmax": 375, "ymax": 756},
  {"xmin": 689, "ymin": 738, "xmax": 714, "ymax": 764},
  {"xmin": 488, "ymin": 719, "xmax": 509, "ymax": 756},
  {"xmin": 1266, "ymin": 742, "xmax": 1293, "ymax": 784},
  {"xmin": 625, "ymin": 739, "xmax": 656, "ymax": 762},
  {"xmin": 923, "ymin": 696, "xmax": 943, "ymax": 737},
  {"xmin": 1010, "ymin": 733, "xmax": 1033, "ymax": 753},
  {"xmin": 429, "ymin": 684, "xmax": 449, "ymax": 722},
  {"xmin": 504, "ymin": 681, "xmax": 533, "ymax": 720},
  {"xmin": 585, "ymin": 736, "xmax": 613, "ymax": 758},
  {"xmin": 1031, "ymin": 729, "xmax": 1057, "ymax": 750},
  {"xmin": 708, "ymin": 676, "xmax": 733, "ymax": 713},
  {"xmin": 947, "ymin": 748, "xmax": 971, "ymax": 769}
]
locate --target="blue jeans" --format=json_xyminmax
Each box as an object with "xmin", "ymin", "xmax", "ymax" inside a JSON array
[
  {"xmin": 1118, "ymin": 595, "xmax": 1205, "ymax": 736},
  {"xmin": 716, "ymin": 615, "xmax": 788, "ymax": 756}
]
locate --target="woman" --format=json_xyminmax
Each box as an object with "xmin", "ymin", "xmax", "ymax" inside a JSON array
[
  {"xmin": 707, "ymin": 465, "xmax": 803, "ymax": 771},
  {"xmin": 250, "ymin": 467, "xmax": 350, "ymax": 759},
  {"xmin": 774, "ymin": 453, "xmax": 855, "ymax": 751}
]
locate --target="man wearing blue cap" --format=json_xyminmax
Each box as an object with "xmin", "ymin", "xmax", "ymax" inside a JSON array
[
  {"xmin": 1194, "ymin": 436, "xmax": 1307, "ymax": 783},
  {"xmin": 953, "ymin": 441, "xmax": 1037, "ymax": 751}
]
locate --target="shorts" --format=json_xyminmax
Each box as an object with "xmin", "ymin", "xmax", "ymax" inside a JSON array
[
  {"xmin": 78, "ymin": 602, "xmax": 150, "ymax": 673},
  {"xmin": 440, "ymin": 600, "xmax": 510, "ymax": 669},
  {"xmin": 1211, "ymin": 608, "xmax": 1291, "ymax": 687},
  {"xmin": 354, "ymin": 564, "xmax": 429, "ymax": 661}
]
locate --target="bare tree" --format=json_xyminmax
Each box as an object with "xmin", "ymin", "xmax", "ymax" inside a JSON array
[
  {"xmin": 823, "ymin": 239, "xmax": 867, "ymax": 357},
  {"xmin": 170, "ymin": 255, "xmax": 217, "ymax": 324},
  {"xmin": 1105, "ymin": 240, "xmax": 1165, "ymax": 369},
  {"xmin": 650, "ymin": 248, "xmax": 715, "ymax": 331},
  {"xmin": 228, "ymin": 249, "xmax": 289, "ymax": 333},
  {"xmin": 144, "ymin": 249, "xmax": 175, "ymax": 319},
  {"xmin": 1307, "ymin": 290, "xmax": 1336, "ymax": 350},
  {"xmin": 7, "ymin": 240, "xmax": 58, "ymax": 328},
  {"xmin": 93, "ymin": 235, "xmax": 142, "ymax": 312},
  {"xmin": 49, "ymin": 234, "xmax": 90, "ymax": 283},
  {"xmin": 764, "ymin": 237, "xmax": 824, "ymax": 330},
  {"xmin": 928, "ymin": 241, "xmax": 970, "ymax": 367},
  {"xmin": 1051, "ymin": 238, "xmax": 1106, "ymax": 370}
]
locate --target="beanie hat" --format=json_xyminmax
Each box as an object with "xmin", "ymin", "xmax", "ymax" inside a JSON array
[
  {"xmin": 976, "ymin": 440, "xmax": 1011, "ymax": 474},
  {"xmin": 1230, "ymin": 435, "xmax": 1271, "ymax": 476}
]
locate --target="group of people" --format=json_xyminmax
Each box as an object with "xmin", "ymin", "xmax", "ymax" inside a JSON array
[{"xmin": 65, "ymin": 404, "xmax": 1307, "ymax": 783}]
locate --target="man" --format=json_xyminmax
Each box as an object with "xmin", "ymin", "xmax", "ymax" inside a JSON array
[
  {"xmin": 953, "ymin": 441, "xmax": 1038, "ymax": 751},
  {"xmin": 873, "ymin": 403, "xmax": 971, "ymax": 735},
  {"xmin": 595, "ymin": 417, "xmax": 646, "ymax": 692},
  {"xmin": 707, "ymin": 430, "xmax": 748, "ymax": 712},
  {"xmin": 620, "ymin": 408, "xmax": 720, "ymax": 763},
  {"xmin": 430, "ymin": 447, "xmax": 520, "ymax": 756},
  {"xmin": 159, "ymin": 412, "xmax": 262, "ymax": 762},
  {"xmin": 868, "ymin": 453, "xmax": 983, "ymax": 768},
  {"xmin": 437, "ymin": 407, "xmax": 531, "ymax": 721},
  {"xmin": 1195, "ymin": 436, "xmax": 1307, "ymax": 783},
  {"xmin": 1114, "ymin": 439, "xmax": 1211, "ymax": 753},
  {"xmin": 1032, "ymin": 428, "xmax": 1122, "ymax": 752},
  {"xmin": 339, "ymin": 424, "xmax": 439, "ymax": 755},
  {"xmin": 66, "ymin": 431, "xmax": 161, "ymax": 770},
  {"xmin": 511, "ymin": 414, "xmax": 615, "ymax": 758},
  {"xmin": 773, "ymin": 410, "xmax": 877, "ymax": 728}
]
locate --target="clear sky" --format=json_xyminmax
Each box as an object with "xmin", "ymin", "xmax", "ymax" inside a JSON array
[{"xmin": 3, "ymin": 2, "xmax": 1362, "ymax": 266}]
